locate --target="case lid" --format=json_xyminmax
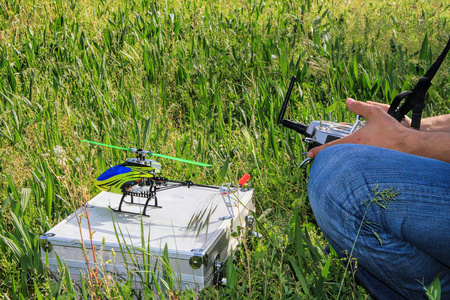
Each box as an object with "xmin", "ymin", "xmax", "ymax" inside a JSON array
[{"xmin": 43, "ymin": 185, "xmax": 253, "ymax": 257}]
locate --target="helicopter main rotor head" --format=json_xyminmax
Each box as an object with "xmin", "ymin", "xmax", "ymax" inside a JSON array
[{"xmin": 129, "ymin": 148, "xmax": 152, "ymax": 156}]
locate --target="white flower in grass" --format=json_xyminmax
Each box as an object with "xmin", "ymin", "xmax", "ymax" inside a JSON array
[
  {"xmin": 53, "ymin": 145, "xmax": 64, "ymax": 156},
  {"xmin": 57, "ymin": 158, "xmax": 66, "ymax": 167}
]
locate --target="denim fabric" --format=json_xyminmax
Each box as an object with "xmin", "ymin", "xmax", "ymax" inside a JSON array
[{"xmin": 308, "ymin": 144, "xmax": 450, "ymax": 299}]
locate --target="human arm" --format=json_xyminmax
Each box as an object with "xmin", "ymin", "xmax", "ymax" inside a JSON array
[
  {"xmin": 307, "ymin": 98, "xmax": 450, "ymax": 163},
  {"xmin": 366, "ymin": 101, "xmax": 450, "ymax": 132},
  {"xmin": 411, "ymin": 115, "xmax": 450, "ymax": 133}
]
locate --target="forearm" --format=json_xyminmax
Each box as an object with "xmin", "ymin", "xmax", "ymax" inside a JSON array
[
  {"xmin": 420, "ymin": 115, "xmax": 450, "ymax": 133},
  {"xmin": 408, "ymin": 130, "xmax": 450, "ymax": 163},
  {"xmin": 366, "ymin": 102, "xmax": 450, "ymax": 133}
]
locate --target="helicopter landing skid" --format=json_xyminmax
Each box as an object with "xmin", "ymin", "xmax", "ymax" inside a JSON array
[
  {"xmin": 109, "ymin": 187, "xmax": 162, "ymax": 217},
  {"xmin": 108, "ymin": 181, "xmax": 219, "ymax": 217}
]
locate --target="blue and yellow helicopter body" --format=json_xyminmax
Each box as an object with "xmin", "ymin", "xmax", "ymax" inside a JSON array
[
  {"xmin": 95, "ymin": 158, "xmax": 161, "ymax": 194},
  {"xmin": 82, "ymin": 141, "xmax": 213, "ymax": 216}
]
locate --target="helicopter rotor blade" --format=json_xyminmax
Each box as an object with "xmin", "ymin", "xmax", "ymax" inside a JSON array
[
  {"xmin": 149, "ymin": 153, "xmax": 212, "ymax": 167},
  {"xmin": 82, "ymin": 139, "xmax": 212, "ymax": 167},
  {"xmin": 82, "ymin": 140, "xmax": 131, "ymax": 151}
]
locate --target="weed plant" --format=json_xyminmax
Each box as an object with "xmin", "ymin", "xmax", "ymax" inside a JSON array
[{"xmin": 0, "ymin": 0, "xmax": 448, "ymax": 298}]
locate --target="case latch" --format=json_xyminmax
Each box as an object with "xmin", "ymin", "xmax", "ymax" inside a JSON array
[
  {"xmin": 189, "ymin": 248, "xmax": 208, "ymax": 269},
  {"xmin": 39, "ymin": 233, "xmax": 55, "ymax": 252}
]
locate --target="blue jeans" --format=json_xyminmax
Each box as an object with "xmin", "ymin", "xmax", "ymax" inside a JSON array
[{"xmin": 308, "ymin": 144, "xmax": 450, "ymax": 299}]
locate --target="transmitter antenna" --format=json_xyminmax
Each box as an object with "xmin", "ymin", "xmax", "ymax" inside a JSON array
[{"xmin": 277, "ymin": 76, "xmax": 310, "ymax": 137}]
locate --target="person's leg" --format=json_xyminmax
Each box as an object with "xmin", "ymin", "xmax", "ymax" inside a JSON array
[{"xmin": 308, "ymin": 144, "xmax": 450, "ymax": 299}]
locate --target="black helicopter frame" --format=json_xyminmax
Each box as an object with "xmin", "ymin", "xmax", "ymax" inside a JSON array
[{"xmin": 109, "ymin": 177, "xmax": 219, "ymax": 217}]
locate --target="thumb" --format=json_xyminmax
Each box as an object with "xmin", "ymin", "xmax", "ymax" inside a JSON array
[
  {"xmin": 307, "ymin": 143, "xmax": 329, "ymax": 159},
  {"xmin": 346, "ymin": 98, "xmax": 377, "ymax": 118}
]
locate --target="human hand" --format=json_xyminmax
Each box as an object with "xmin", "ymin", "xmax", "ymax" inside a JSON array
[
  {"xmin": 307, "ymin": 98, "xmax": 413, "ymax": 159},
  {"xmin": 366, "ymin": 101, "xmax": 412, "ymax": 128}
]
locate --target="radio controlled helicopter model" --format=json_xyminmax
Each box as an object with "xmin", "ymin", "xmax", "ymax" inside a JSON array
[
  {"xmin": 82, "ymin": 140, "xmax": 250, "ymax": 217},
  {"xmin": 82, "ymin": 140, "xmax": 218, "ymax": 216}
]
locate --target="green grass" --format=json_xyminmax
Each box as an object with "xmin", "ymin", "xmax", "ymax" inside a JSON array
[{"xmin": 0, "ymin": 0, "xmax": 448, "ymax": 298}]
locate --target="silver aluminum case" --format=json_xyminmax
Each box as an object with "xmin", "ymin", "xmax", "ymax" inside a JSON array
[{"xmin": 40, "ymin": 185, "xmax": 254, "ymax": 290}]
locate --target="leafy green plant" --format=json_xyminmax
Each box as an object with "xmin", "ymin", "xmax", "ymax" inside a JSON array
[
  {"xmin": 337, "ymin": 185, "xmax": 397, "ymax": 299},
  {"xmin": 425, "ymin": 275, "xmax": 442, "ymax": 300}
]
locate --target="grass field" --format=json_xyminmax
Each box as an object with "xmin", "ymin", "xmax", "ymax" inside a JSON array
[{"xmin": 0, "ymin": 0, "xmax": 448, "ymax": 298}]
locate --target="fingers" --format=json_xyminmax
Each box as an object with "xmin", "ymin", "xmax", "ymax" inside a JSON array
[
  {"xmin": 306, "ymin": 99, "xmax": 399, "ymax": 159},
  {"xmin": 306, "ymin": 99, "xmax": 357, "ymax": 159},
  {"xmin": 308, "ymin": 132, "xmax": 360, "ymax": 158},
  {"xmin": 366, "ymin": 101, "xmax": 390, "ymax": 112},
  {"xmin": 366, "ymin": 100, "xmax": 411, "ymax": 128},
  {"xmin": 307, "ymin": 142, "xmax": 332, "ymax": 158},
  {"xmin": 307, "ymin": 99, "xmax": 376, "ymax": 159},
  {"xmin": 347, "ymin": 98, "xmax": 388, "ymax": 122},
  {"xmin": 346, "ymin": 98, "xmax": 374, "ymax": 117}
]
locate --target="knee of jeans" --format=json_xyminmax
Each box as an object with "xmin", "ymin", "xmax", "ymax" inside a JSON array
[
  {"xmin": 308, "ymin": 144, "xmax": 370, "ymax": 219},
  {"xmin": 309, "ymin": 145, "xmax": 359, "ymax": 191}
]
